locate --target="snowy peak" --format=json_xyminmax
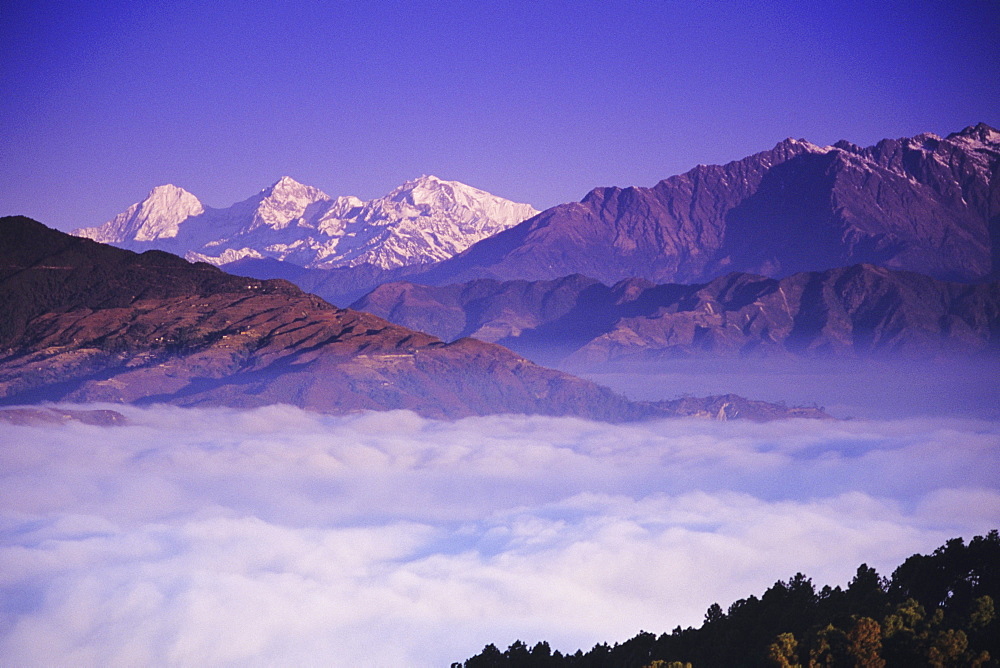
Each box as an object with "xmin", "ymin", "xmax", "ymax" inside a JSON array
[
  {"xmin": 260, "ymin": 175, "xmax": 327, "ymax": 200},
  {"xmin": 389, "ymin": 174, "xmax": 530, "ymax": 211},
  {"xmin": 245, "ymin": 176, "xmax": 332, "ymax": 232},
  {"xmin": 73, "ymin": 176, "xmax": 539, "ymax": 271},
  {"xmin": 775, "ymin": 137, "xmax": 825, "ymax": 152},
  {"xmin": 308, "ymin": 175, "xmax": 539, "ymax": 269},
  {"xmin": 379, "ymin": 174, "xmax": 539, "ymax": 230},
  {"xmin": 948, "ymin": 122, "xmax": 1000, "ymax": 146},
  {"xmin": 387, "ymin": 174, "xmax": 466, "ymax": 206},
  {"xmin": 945, "ymin": 123, "xmax": 1000, "ymax": 162},
  {"xmin": 73, "ymin": 184, "xmax": 204, "ymax": 243}
]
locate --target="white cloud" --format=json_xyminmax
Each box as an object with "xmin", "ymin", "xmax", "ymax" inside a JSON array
[{"xmin": 1, "ymin": 405, "xmax": 998, "ymax": 666}]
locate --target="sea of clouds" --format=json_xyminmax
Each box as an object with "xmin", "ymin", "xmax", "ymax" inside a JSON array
[{"xmin": 1, "ymin": 404, "xmax": 998, "ymax": 666}]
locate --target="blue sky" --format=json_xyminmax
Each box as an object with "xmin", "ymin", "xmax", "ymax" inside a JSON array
[{"xmin": 2, "ymin": 0, "xmax": 997, "ymax": 231}]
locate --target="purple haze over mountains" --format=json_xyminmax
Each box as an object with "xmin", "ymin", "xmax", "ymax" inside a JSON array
[{"xmin": 2, "ymin": 0, "xmax": 998, "ymax": 232}]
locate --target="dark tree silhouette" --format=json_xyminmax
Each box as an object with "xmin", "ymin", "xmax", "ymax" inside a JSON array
[{"xmin": 459, "ymin": 531, "xmax": 999, "ymax": 668}]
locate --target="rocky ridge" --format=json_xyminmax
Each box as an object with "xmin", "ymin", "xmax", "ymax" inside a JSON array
[
  {"xmin": 411, "ymin": 124, "xmax": 999, "ymax": 287},
  {"xmin": 0, "ymin": 407, "xmax": 127, "ymax": 426}
]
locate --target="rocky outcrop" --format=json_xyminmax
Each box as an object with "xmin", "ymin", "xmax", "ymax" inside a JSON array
[
  {"xmin": 352, "ymin": 266, "xmax": 1000, "ymax": 366},
  {"xmin": 1, "ymin": 217, "xmax": 824, "ymax": 421}
]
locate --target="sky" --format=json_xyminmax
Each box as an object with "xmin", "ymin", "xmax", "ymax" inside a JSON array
[
  {"xmin": 1, "ymin": 405, "xmax": 998, "ymax": 665},
  {"xmin": 1, "ymin": 0, "xmax": 998, "ymax": 232}
]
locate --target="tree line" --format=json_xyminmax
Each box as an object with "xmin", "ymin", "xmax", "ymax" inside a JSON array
[{"xmin": 458, "ymin": 530, "xmax": 998, "ymax": 667}]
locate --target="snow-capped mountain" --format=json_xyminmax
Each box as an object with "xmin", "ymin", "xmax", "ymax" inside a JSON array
[
  {"xmin": 73, "ymin": 175, "xmax": 538, "ymax": 270},
  {"xmin": 81, "ymin": 184, "xmax": 205, "ymax": 243}
]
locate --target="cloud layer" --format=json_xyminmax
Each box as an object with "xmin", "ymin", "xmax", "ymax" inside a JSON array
[{"xmin": 2, "ymin": 405, "xmax": 998, "ymax": 666}]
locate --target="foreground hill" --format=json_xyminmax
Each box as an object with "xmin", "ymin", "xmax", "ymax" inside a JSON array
[
  {"xmin": 353, "ymin": 266, "xmax": 1000, "ymax": 366},
  {"xmin": 0, "ymin": 217, "xmax": 823, "ymax": 421}
]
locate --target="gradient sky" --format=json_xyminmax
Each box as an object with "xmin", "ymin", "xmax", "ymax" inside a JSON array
[{"xmin": 2, "ymin": 0, "xmax": 998, "ymax": 232}]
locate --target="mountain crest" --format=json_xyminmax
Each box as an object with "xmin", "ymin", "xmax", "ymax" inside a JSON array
[
  {"xmin": 246, "ymin": 176, "xmax": 331, "ymax": 232},
  {"xmin": 773, "ymin": 136, "xmax": 827, "ymax": 154},
  {"xmin": 308, "ymin": 175, "xmax": 540, "ymax": 269},
  {"xmin": 260, "ymin": 175, "xmax": 325, "ymax": 198},
  {"xmin": 73, "ymin": 184, "xmax": 204, "ymax": 243},
  {"xmin": 386, "ymin": 175, "xmax": 519, "ymax": 212},
  {"xmin": 407, "ymin": 124, "xmax": 1000, "ymax": 290},
  {"xmin": 949, "ymin": 122, "xmax": 1000, "ymax": 145},
  {"xmin": 73, "ymin": 176, "xmax": 539, "ymax": 271}
]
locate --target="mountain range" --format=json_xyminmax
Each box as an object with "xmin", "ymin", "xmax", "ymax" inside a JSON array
[
  {"xmin": 10, "ymin": 124, "xmax": 999, "ymax": 420},
  {"xmin": 416, "ymin": 123, "xmax": 1000, "ymax": 285},
  {"xmin": 0, "ymin": 216, "xmax": 823, "ymax": 421},
  {"xmin": 73, "ymin": 125, "xmax": 1000, "ymax": 310},
  {"xmin": 353, "ymin": 266, "xmax": 1000, "ymax": 367},
  {"xmin": 73, "ymin": 175, "xmax": 538, "ymax": 270},
  {"xmin": 212, "ymin": 124, "xmax": 1000, "ymax": 305}
]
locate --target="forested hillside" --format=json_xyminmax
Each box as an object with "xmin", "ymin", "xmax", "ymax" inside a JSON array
[{"xmin": 460, "ymin": 531, "xmax": 999, "ymax": 667}]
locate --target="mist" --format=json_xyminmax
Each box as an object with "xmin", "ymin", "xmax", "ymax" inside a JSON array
[
  {"xmin": 575, "ymin": 356, "xmax": 1000, "ymax": 421},
  {"xmin": 1, "ymin": 404, "xmax": 998, "ymax": 666}
]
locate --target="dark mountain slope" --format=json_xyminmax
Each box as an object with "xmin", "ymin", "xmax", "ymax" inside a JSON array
[
  {"xmin": 0, "ymin": 217, "xmax": 823, "ymax": 421},
  {"xmin": 224, "ymin": 125, "xmax": 1000, "ymax": 306},
  {"xmin": 353, "ymin": 265, "xmax": 1000, "ymax": 365},
  {"xmin": 416, "ymin": 124, "xmax": 998, "ymax": 288}
]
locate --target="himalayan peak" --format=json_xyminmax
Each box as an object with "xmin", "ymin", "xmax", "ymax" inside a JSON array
[
  {"xmin": 72, "ymin": 175, "xmax": 539, "ymax": 270},
  {"xmin": 80, "ymin": 184, "xmax": 205, "ymax": 243}
]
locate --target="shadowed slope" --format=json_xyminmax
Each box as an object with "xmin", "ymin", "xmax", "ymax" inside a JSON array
[{"xmin": 353, "ymin": 266, "xmax": 1000, "ymax": 366}]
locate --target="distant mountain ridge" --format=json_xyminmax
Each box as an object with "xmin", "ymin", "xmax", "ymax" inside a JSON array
[
  {"xmin": 228, "ymin": 124, "xmax": 1000, "ymax": 306},
  {"xmin": 1, "ymin": 216, "xmax": 824, "ymax": 421},
  {"xmin": 73, "ymin": 175, "xmax": 539, "ymax": 270},
  {"xmin": 415, "ymin": 123, "xmax": 1000, "ymax": 287},
  {"xmin": 353, "ymin": 265, "xmax": 1000, "ymax": 366}
]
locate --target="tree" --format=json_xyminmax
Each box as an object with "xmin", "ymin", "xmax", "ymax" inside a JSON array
[
  {"xmin": 808, "ymin": 624, "xmax": 848, "ymax": 668},
  {"xmin": 704, "ymin": 602, "xmax": 725, "ymax": 624},
  {"xmin": 927, "ymin": 628, "xmax": 968, "ymax": 668},
  {"xmin": 767, "ymin": 632, "xmax": 801, "ymax": 668},
  {"xmin": 968, "ymin": 595, "xmax": 994, "ymax": 631},
  {"xmin": 846, "ymin": 617, "xmax": 885, "ymax": 668},
  {"xmin": 465, "ymin": 643, "xmax": 505, "ymax": 668},
  {"xmin": 845, "ymin": 565, "xmax": 889, "ymax": 619}
]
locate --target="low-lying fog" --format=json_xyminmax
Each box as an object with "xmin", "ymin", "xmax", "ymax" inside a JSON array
[
  {"xmin": 576, "ymin": 357, "xmax": 1000, "ymax": 420},
  {"xmin": 2, "ymin": 384, "xmax": 998, "ymax": 667}
]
